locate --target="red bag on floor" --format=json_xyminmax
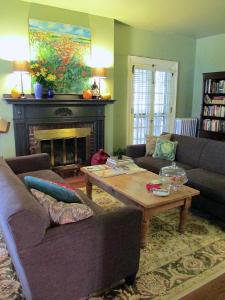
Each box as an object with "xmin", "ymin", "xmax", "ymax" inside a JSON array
[{"xmin": 91, "ymin": 149, "xmax": 110, "ymax": 165}]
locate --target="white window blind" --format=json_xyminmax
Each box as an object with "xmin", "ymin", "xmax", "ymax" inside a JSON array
[
  {"xmin": 129, "ymin": 58, "xmax": 177, "ymax": 145},
  {"xmin": 153, "ymin": 71, "xmax": 173, "ymax": 136},
  {"xmin": 133, "ymin": 67, "xmax": 153, "ymax": 144}
]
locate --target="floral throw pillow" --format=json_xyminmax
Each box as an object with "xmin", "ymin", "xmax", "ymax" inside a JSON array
[
  {"xmin": 152, "ymin": 138, "xmax": 178, "ymax": 161},
  {"xmin": 30, "ymin": 188, "xmax": 93, "ymax": 225},
  {"xmin": 145, "ymin": 133, "xmax": 171, "ymax": 156}
]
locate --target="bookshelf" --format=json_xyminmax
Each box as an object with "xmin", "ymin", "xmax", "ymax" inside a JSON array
[{"xmin": 199, "ymin": 72, "xmax": 225, "ymax": 140}]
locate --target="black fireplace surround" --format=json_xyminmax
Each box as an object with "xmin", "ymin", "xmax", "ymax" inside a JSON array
[{"xmin": 5, "ymin": 95, "xmax": 115, "ymax": 161}]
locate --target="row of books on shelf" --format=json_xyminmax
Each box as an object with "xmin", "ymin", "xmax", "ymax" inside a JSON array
[
  {"xmin": 205, "ymin": 79, "xmax": 225, "ymax": 94},
  {"xmin": 204, "ymin": 95, "xmax": 225, "ymax": 104},
  {"xmin": 203, "ymin": 105, "xmax": 225, "ymax": 117},
  {"xmin": 202, "ymin": 119, "xmax": 225, "ymax": 132}
]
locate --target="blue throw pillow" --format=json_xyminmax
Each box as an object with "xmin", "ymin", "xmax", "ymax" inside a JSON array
[{"xmin": 24, "ymin": 176, "xmax": 81, "ymax": 203}]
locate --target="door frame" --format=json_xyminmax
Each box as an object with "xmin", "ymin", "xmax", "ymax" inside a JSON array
[{"xmin": 126, "ymin": 55, "xmax": 178, "ymax": 145}]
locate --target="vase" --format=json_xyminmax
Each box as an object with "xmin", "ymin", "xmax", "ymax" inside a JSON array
[
  {"xmin": 47, "ymin": 88, "xmax": 54, "ymax": 98},
  {"xmin": 34, "ymin": 82, "xmax": 43, "ymax": 99}
]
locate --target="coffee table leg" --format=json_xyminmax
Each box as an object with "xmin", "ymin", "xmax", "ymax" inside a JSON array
[
  {"xmin": 141, "ymin": 211, "xmax": 151, "ymax": 248},
  {"xmin": 179, "ymin": 197, "xmax": 192, "ymax": 233},
  {"xmin": 85, "ymin": 175, "xmax": 93, "ymax": 200}
]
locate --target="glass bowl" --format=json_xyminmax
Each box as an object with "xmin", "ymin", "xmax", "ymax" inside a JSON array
[{"xmin": 159, "ymin": 162, "xmax": 188, "ymax": 191}]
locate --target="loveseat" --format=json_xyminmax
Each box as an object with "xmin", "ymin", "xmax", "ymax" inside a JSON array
[
  {"xmin": 0, "ymin": 154, "xmax": 142, "ymax": 300},
  {"xmin": 127, "ymin": 134, "xmax": 225, "ymax": 221}
]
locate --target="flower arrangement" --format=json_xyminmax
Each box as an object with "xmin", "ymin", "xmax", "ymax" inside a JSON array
[{"xmin": 30, "ymin": 62, "xmax": 57, "ymax": 88}]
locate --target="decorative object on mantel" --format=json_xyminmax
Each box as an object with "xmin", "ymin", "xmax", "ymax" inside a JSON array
[
  {"xmin": 91, "ymin": 67, "xmax": 107, "ymax": 99},
  {"xmin": 82, "ymin": 89, "xmax": 92, "ymax": 100},
  {"xmin": 101, "ymin": 93, "xmax": 111, "ymax": 100},
  {"xmin": 33, "ymin": 82, "xmax": 43, "ymax": 99},
  {"xmin": 12, "ymin": 60, "xmax": 30, "ymax": 98},
  {"xmin": 10, "ymin": 86, "xmax": 21, "ymax": 99},
  {"xmin": 0, "ymin": 118, "xmax": 10, "ymax": 133},
  {"xmin": 30, "ymin": 62, "xmax": 57, "ymax": 99},
  {"xmin": 29, "ymin": 19, "xmax": 91, "ymax": 93}
]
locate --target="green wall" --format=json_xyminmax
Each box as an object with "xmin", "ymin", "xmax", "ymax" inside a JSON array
[
  {"xmin": 113, "ymin": 23, "xmax": 196, "ymax": 149},
  {"xmin": 0, "ymin": 0, "xmax": 114, "ymax": 157},
  {"xmin": 192, "ymin": 33, "xmax": 225, "ymax": 117},
  {"xmin": 1, "ymin": 1, "xmax": 211, "ymax": 156}
]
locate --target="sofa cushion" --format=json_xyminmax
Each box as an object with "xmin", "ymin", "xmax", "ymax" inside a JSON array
[
  {"xmin": 186, "ymin": 168, "xmax": 225, "ymax": 205},
  {"xmin": 152, "ymin": 139, "xmax": 178, "ymax": 161},
  {"xmin": 18, "ymin": 169, "xmax": 64, "ymax": 183},
  {"xmin": 24, "ymin": 176, "xmax": 82, "ymax": 203},
  {"xmin": 171, "ymin": 134, "xmax": 209, "ymax": 168},
  {"xmin": 134, "ymin": 156, "xmax": 171, "ymax": 173},
  {"xmin": 135, "ymin": 156, "xmax": 193, "ymax": 174},
  {"xmin": 30, "ymin": 189, "xmax": 93, "ymax": 225},
  {"xmin": 145, "ymin": 133, "xmax": 171, "ymax": 156},
  {"xmin": 199, "ymin": 140, "xmax": 225, "ymax": 176}
]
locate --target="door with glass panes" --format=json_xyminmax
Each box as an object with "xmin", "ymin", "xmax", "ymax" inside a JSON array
[{"xmin": 127, "ymin": 57, "xmax": 178, "ymax": 145}]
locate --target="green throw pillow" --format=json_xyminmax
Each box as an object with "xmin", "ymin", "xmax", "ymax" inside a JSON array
[
  {"xmin": 152, "ymin": 138, "xmax": 178, "ymax": 161},
  {"xmin": 24, "ymin": 176, "xmax": 81, "ymax": 203}
]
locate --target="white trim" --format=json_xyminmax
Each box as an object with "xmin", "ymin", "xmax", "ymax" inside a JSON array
[{"xmin": 127, "ymin": 55, "xmax": 178, "ymax": 145}]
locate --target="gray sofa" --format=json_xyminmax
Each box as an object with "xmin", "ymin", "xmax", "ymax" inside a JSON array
[
  {"xmin": 127, "ymin": 134, "xmax": 225, "ymax": 221},
  {"xmin": 0, "ymin": 154, "xmax": 142, "ymax": 300}
]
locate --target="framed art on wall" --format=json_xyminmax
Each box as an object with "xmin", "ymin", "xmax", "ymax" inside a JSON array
[{"xmin": 29, "ymin": 19, "xmax": 91, "ymax": 93}]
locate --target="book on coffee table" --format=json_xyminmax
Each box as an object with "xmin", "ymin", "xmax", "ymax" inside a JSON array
[{"xmin": 84, "ymin": 162, "xmax": 145, "ymax": 178}]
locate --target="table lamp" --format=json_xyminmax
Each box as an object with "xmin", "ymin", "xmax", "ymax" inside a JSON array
[
  {"xmin": 91, "ymin": 67, "xmax": 107, "ymax": 98},
  {"xmin": 12, "ymin": 60, "xmax": 30, "ymax": 98}
]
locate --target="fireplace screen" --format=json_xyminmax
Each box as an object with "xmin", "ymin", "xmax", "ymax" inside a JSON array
[{"xmin": 34, "ymin": 128, "xmax": 91, "ymax": 167}]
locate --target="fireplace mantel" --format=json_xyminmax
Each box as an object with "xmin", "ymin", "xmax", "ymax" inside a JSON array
[{"xmin": 4, "ymin": 95, "xmax": 115, "ymax": 157}]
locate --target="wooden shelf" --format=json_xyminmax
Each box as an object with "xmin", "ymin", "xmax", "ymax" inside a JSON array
[
  {"xmin": 202, "ymin": 116, "xmax": 225, "ymax": 120},
  {"xmin": 199, "ymin": 129, "xmax": 225, "ymax": 135},
  {"xmin": 204, "ymin": 93, "xmax": 225, "ymax": 96},
  {"xmin": 203, "ymin": 103, "xmax": 225, "ymax": 106},
  {"xmin": 199, "ymin": 72, "xmax": 225, "ymax": 140}
]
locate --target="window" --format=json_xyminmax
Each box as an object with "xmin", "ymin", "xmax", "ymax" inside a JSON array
[{"xmin": 127, "ymin": 56, "xmax": 178, "ymax": 144}]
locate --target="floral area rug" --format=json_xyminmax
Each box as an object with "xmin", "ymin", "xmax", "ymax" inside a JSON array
[{"xmin": 0, "ymin": 186, "xmax": 225, "ymax": 299}]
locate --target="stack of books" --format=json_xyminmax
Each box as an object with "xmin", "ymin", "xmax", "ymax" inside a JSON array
[
  {"xmin": 83, "ymin": 156, "xmax": 145, "ymax": 178},
  {"xmin": 106, "ymin": 156, "xmax": 133, "ymax": 168}
]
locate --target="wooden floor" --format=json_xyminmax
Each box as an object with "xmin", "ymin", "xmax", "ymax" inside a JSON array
[
  {"xmin": 66, "ymin": 174, "xmax": 225, "ymax": 300},
  {"xmin": 181, "ymin": 272, "xmax": 225, "ymax": 300}
]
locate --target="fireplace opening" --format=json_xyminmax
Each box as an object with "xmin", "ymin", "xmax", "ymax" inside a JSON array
[{"xmin": 33, "ymin": 127, "xmax": 91, "ymax": 177}]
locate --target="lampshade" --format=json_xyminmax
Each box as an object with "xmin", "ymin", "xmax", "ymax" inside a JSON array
[
  {"xmin": 0, "ymin": 118, "xmax": 10, "ymax": 133},
  {"xmin": 12, "ymin": 60, "xmax": 30, "ymax": 73},
  {"xmin": 92, "ymin": 67, "xmax": 107, "ymax": 78}
]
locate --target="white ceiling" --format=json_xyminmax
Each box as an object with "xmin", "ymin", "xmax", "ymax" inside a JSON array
[{"xmin": 22, "ymin": 0, "xmax": 225, "ymax": 38}]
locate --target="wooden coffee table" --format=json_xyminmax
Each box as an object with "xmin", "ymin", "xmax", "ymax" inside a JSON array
[{"xmin": 81, "ymin": 168, "xmax": 200, "ymax": 248}]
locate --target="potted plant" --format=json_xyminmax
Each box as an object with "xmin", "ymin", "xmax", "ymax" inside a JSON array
[{"xmin": 30, "ymin": 62, "xmax": 57, "ymax": 99}]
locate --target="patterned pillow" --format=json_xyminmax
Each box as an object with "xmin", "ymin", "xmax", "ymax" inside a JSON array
[
  {"xmin": 30, "ymin": 188, "xmax": 93, "ymax": 225},
  {"xmin": 152, "ymin": 138, "xmax": 178, "ymax": 161},
  {"xmin": 145, "ymin": 133, "xmax": 171, "ymax": 156},
  {"xmin": 24, "ymin": 176, "xmax": 81, "ymax": 203}
]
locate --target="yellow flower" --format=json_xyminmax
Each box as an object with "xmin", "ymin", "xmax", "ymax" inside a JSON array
[
  {"xmin": 40, "ymin": 68, "xmax": 47, "ymax": 77},
  {"xmin": 46, "ymin": 74, "xmax": 56, "ymax": 81}
]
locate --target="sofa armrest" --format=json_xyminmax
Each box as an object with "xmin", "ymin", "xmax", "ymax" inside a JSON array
[
  {"xmin": 6, "ymin": 153, "xmax": 51, "ymax": 174},
  {"xmin": 44, "ymin": 206, "xmax": 142, "ymax": 244},
  {"xmin": 126, "ymin": 144, "xmax": 146, "ymax": 158}
]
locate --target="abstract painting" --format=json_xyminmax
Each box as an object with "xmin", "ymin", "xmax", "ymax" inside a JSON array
[{"xmin": 29, "ymin": 19, "xmax": 91, "ymax": 93}]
